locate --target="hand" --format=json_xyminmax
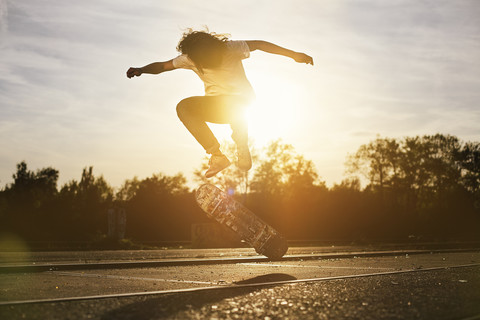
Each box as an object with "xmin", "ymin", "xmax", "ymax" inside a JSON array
[
  {"xmin": 126, "ymin": 67, "xmax": 142, "ymax": 78},
  {"xmin": 293, "ymin": 52, "xmax": 314, "ymax": 65}
]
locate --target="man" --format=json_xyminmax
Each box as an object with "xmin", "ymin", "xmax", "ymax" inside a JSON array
[{"xmin": 127, "ymin": 29, "xmax": 313, "ymax": 178}]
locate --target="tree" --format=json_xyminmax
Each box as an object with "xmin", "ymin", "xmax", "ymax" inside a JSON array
[
  {"xmin": 458, "ymin": 141, "xmax": 480, "ymax": 194},
  {"xmin": 346, "ymin": 136, "xmax": 401, "ymax": 192},
  {"xmin": 120, "ymin": 172, "xmax": 195, "ymax": 241},
  {"xmin": 116, "ymin": 176, "xmax": 141, "ymax": 202},
  {"xmin": 247, "ymin": 140, "xmax": 325, "ymax": 238},
  {"xmin": 9, "ymin": 161, "xmax": 59, "ymax": 207},
  {"xmin": 57, "ymin": 166, "xmax": 114, "ymax": 239},
  {"xmin": 0, "ymin": 161, "xmax": 59, "ymax": 240},
  {"xmin": 346, "ymin": 134, "xmax": 478, "ymax": 238},
  {"xmin": 250, "ymin": 139, "xmax": 323, "ymax": 196}
]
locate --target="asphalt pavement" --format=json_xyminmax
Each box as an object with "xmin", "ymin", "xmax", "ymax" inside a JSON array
[{"xmin": 0, "ymin": 247, "xmax": 479, "ymax": 319}]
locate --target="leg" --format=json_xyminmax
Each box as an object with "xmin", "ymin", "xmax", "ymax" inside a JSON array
[
  {"xmin": 176, "ymin": 95, "xmax": 252, "ymax": 175},
  {"xmin": 176, "ymin": 95, "xmax": 250, "ymax": 153},
  {"xmin": 176, "ymin": 96, "xmax": 221, "ymax": 154},
  {"xmin": 230, "ymin": 119, "xmax": 248, "ymax": 149},
  {"xmin": 231, "ymin": 118, "xmax": 252, "ymax": 171}
]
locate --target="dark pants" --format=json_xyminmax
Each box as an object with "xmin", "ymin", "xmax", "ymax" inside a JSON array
[{"xmin": 176, "ymin": 95, "xmax": 251, "ymax": 154}]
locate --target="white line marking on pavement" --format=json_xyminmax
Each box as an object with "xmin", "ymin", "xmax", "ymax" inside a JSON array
[
  {"xmin": 49, "ymin": 271, "xmax": 217, "ymax": 285},
  {"xmin": 2, "ymin": 263, "xmax": 478, "ymax": 306},
  {"xmin": 237, "ymin": 263, "xmax": 394, "ymax": 270}
]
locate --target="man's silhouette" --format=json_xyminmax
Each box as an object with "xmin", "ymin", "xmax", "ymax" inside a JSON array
[{"xmin": 127, "ymin": 29, "xmax": 313, "ymax": 177}]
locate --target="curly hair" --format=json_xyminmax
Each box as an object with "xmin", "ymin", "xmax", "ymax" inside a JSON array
[{"xmin": 176, "ymin": 28, "xmax": 230, "ymax": 71}]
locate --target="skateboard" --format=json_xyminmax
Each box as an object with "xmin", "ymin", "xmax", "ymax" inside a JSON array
[{"xmin": 195, "ymin": 183, "xmax": 288, "ymax": 259}]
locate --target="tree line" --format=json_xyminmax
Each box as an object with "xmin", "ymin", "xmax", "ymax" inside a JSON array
[{"xmin": 0, "ymin": 134, "xmax": 479, "ymax": 247}]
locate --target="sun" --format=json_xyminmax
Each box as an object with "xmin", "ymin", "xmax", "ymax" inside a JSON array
[
  {"xmin": 246, "ymin": 75, "xmax": 303, "ymax": 147},
  {"xmin": 207, "ymin": 73, "xmax": 306, "ymax": 149}
]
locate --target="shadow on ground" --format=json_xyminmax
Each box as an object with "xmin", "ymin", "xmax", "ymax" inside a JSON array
[
  {"xmin": 101, "ymin": 273, "xmax": 297, "ymax": 320},
  {"xmin": 234, "ymin": 273, "xmax": 296, "ymax": 285}
]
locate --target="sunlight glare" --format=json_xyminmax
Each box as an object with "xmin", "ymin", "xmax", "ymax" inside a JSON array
[
  {"xmin": 207, "ymin": 73, "xmax": 307, "ymax": 149},
  {"xmin": 246, "ymin": 75, "xmax": 304, "ymax": 147}
]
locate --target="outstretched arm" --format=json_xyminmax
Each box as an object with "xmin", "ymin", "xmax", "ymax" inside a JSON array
[
  {"xmin": 246, "ymin": 40, "xmax": 313, "ymax": 65},
  {"xmin": 126, "ymin": 59, "xmax": 175, "ymax": 78}
]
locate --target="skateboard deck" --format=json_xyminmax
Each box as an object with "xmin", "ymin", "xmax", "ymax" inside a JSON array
[{"xmin": 195, "ymin": 184, "xmax": 288, "ymax": 259}]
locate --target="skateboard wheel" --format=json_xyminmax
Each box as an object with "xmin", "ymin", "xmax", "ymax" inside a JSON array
[{"xmin": 259, "ymin": 235, "xmax": 288, "ymax": 260}]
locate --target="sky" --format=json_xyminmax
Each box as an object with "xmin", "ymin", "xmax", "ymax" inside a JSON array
[{"xmin": 1, "ymin": 0, "xmax": 480, "ymax": 189}]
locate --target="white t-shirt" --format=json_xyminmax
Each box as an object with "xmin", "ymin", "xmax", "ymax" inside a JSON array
[{"xmin": 172, "ymin": 40, "xmax": 254, "ymax": 97}]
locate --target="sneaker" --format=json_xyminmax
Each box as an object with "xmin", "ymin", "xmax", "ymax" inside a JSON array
[
  {"xmin": 237, "ymin": 146, "xmax": 252, "ymax": 171},
  {"xmin": 205, "ymin": 154, "xmax": 231, "ymax": 178}
]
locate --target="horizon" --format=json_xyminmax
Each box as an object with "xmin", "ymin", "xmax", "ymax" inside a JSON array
[{"xmin": 1, "ymin": 132, "xmax": 476, "ymax": 192}]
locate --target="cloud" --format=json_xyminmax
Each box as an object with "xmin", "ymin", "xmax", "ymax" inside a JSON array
[{"xmin": 0, "ymin": 0, "xmax": 7, "ymax": 37}]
